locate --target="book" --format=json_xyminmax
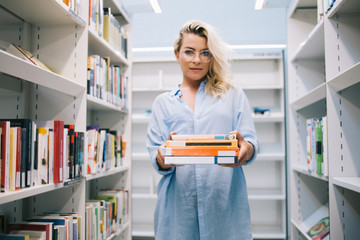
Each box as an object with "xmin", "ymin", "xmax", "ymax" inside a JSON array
[
  {"xmin": 322, "ymin": 116, "xmax": 328, "ymax": 176},
  {"xmin": 7, "ymin": 222, "xmax": 52, "ymax": 240},
  {"xmin": 166, "ymin": 139, "xmax": 238, "ymax": 148},
  {"xmin": 307, "ymin": 216, "xmax": 330, "ymax": 240},
  {"xmin": 316, "ymin": 119, "xmax": 323, "ymax": 175},
  {"xmin": 161, "ymin": 146, "xmax": 239, "ymax": 157},
  {"xmin": 37, "ymin": 127, "xmax": 49, "ymax": 185},
  {"xmin": 0, "ymin": 234, "xmax": 30, "ymax": 240},
  {"xmin": 170, "ymin": 134, "xmax": 236, "ymax": 141},
  {"xmin": 0, "ymin": 121, "xmax": 10, "ymax": 192},
  {"xmin": 37, "ymin": 120, "xmax": 64, "ymax": 183},
  {"xmin": 164, "ymin": 156, "xmax": 238, "ymax": 165},
  {"xmin": 9, "ymin": 127, "xmax": 17, "ymax": 191},
  {"xmin": 8, "ymin": 230, "xmax": 46, "ymax": 240},
  {"xmin": 2, "ymin": 119, "xmax": 33, "ymax": 188}
]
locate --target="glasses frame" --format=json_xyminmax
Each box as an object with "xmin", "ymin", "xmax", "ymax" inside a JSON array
[{"xmin": 180, "ymin": 49, "xmax": 212, "ymax": 63}]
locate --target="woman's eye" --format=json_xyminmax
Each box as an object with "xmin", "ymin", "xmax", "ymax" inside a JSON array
[
  {"xmin": 201, "ymin": 51, "xmax": 211, "ymax": 57},
  {"xmin": 185, "ymin": 50, "xmax": 194, "ymax": 55}
]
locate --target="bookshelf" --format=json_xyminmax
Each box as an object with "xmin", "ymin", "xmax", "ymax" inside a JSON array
[
  {"xmin": 0, "ymin": 0, "xmax": 132, "ymax": 239},
  {"xmin": 287, "ymin": 0, "xmax": 360, "ymax": 239},
  {"xmin": 131, "ymin": 49, "xmax": 286, "ymax": 239}
]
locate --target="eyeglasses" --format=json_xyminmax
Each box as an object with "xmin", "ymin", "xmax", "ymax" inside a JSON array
[{"xmin": 180, "ymin": 49, "xmax": 212, "ymax": 62}]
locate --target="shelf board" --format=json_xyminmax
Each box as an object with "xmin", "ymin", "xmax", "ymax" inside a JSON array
[
  {"xmin": 132, "ymin": 115, "xmax": 150, "ymax": 124},
  {"xmin": 132, "ymin": 193, "xmax": 157, "ymax": 200},
  {"xmin": 256, "ymin": 153, "xmax": 285, "ymax": 161},
  {"xmin": 333, "ymin": 177, "xmax": 360, "ymax": 193},
  {"xmin": 108, "ymin": 222, "xmax": 130, "ymax": 239},
  {"xmin": 253, "ymin": 113, "xmax": 284, "ymax": 123},
  {"xmin": 252, "ymin": 231, "xmax": 286, "ymax": 240},
  {"xmin": 328, "ymin": 61, "xmax": 360, "ymax": 92},
  {"xmin": 291, "ymin": 203, "xmax": 329, "ymax": 240},
  {"xmin": 248, "ymin": 190, "xmax": 285, "ymax": 200},
  {"xmin": 87, "ymin": 94, "xmax": 127, "ymax": 112},
  {"xmin": 290, "ymin": 82, "xmax": 326, "ymax": 111},
  {"xmin": 0, "ymin": 50, "xmax": 85, "ymax": 97},
  {"xmin": 132, "ymin": 88, "xmax": 173, "ymax": 92},
  {"xmin": 293, "ymin": 165, "xmax": 329, "ymax": 181},
  {"xmin": 291, "ymin": 20, "xmax": 324, "ymax": 61},
  {"xmin": 85, "ymin": 166, "xmax": 129, "ymax": 181},
  {"xmin": 0, "ymin": 179, "xmax": 82, "ymax": 205},
  {"xmin": 0, "ymin": 0, "xmax": 86, "ymax": 26},
  {"xmin": 242, "ymin": 84, "xmax": 284, "ymax": 90},
  {"xmin": 88, "ymin": 29, "xmax": 129, "ymax": 66},
  {"xmin": 327, "ymin": 0, "xmax": 360, "ymax": 18},
  {"xmin": 288, "ymin": 0, "xmax": 317, "ymax": 17},
  {"xmin": 103, "ymin": 0, "xmax": 131, "ymax": 24},
  {"xmin": 132, "ymin": 152, "xmax": 150, "ymax": 160}
]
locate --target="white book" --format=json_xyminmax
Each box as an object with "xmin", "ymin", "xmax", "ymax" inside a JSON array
[{"xmin": 164, "ymin": 156, "xmax": 237, "ymax": 165}]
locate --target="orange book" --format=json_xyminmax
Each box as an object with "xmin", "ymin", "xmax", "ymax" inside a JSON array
[
  {"xmin": 171, "ymin": 134, "xmax": 236, "ymax": 141},
  {"xmin": 162, "ymin": 146, "xmax": 239, "ymax": 157},
  {"xmin": 166, "ymin": 139, "xmax": 238, "ymax": 148}
]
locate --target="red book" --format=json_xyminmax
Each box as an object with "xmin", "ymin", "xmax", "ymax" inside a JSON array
[
  {"xmin": 0, "ymin": 121, "xmax": 10, "ymax": 192},
  {"xmin": 7, "ymin": 222, "xmax": 53, "ymax": 240},
  {"xmin": 15, "ymin": 127, "xmax": 21, "ymax": 190},
  {"xmin": 53, "ymin": 120, "xmax": 64, "ymax": 183}
]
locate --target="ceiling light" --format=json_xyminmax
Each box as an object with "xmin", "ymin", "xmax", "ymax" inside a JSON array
[
  {"xmin": 149, "ymin": 0, "xmax": 162, "ymax": 14},
  {"xmin": 255, "ymin": 0, "xmax": 266, "ymax": 10}
]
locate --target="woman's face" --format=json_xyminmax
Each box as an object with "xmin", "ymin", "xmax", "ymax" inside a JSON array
[{"xmin": 175, "ymin": 33, "xmax": 211, "ymax": 84}]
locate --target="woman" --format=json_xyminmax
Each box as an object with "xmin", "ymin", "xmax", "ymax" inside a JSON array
[{"xmin": 146, "ymin": 20, "xmax": 258, "ymax": 240}]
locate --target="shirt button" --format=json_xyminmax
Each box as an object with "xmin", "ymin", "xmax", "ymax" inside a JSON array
[{"xmin": 197, "ymin": 174, "xmax": 200, "ymax": 178}]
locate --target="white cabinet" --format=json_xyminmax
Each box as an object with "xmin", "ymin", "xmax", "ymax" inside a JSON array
[
  {"xmin": 287, "ymin": 0, "xmax": 360, "ymax": 239},
  {"xmin": 0, "ymin": 0, "xmax": 132, "ymax": 239},
  {"xmin": 131, "ymin": 50, "xmax": 286, "ymax": 239}
]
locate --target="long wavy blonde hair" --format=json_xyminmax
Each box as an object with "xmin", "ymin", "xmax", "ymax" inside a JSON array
[{"xmin": 174, "ymin": 20, "xmax": 233, "ymax": 98}]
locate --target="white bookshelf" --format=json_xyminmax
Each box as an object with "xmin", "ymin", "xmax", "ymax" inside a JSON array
[
  {"xmin": 0, "ymin": 0, "xmax": 132, "ymax": 239},
  {"xmin": 287, "ymin": 0, "xmax": 360, "ymax": 239},
  {"xmin": 131, "ymin": 49, "xmax": 286, "ymax": 239}
]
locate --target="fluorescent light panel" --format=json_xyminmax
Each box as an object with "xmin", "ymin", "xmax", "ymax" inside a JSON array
[
  {"xmin": 149, "ymin": 0, "xmax": 162, "ymax": 14},
  {"xmin": 255, "ymin": 0, "xmax": 266, "ymax": 10}
]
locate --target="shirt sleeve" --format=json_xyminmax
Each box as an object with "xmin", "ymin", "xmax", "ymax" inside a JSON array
[
  {"xmin": 146, "ymin": 96, "xmax": 175, "ymax": 175},
  {"xmin": 235, "ymin": 88, "xmax": 258, "ymax": 165}
]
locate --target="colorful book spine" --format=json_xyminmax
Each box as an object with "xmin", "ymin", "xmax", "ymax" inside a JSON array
[
  {"xmin": 170, "ymin": 134, "xmax": 236, "ymax": 141},
  {"xmin": 164, "ymin": 156, "xmax": 238, "ymax": 165},
  {"xmin": 166, "ymin": 139, "xmax": 238, "ymax": 148},
  {"xmin": 162, "ymin": 146, "xmax": 239, "ymax": 157}
]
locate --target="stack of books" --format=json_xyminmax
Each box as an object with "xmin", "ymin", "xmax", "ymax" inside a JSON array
[{"xmin": 162, "ymin": 134, "xmax": 239, "ymax": 165}]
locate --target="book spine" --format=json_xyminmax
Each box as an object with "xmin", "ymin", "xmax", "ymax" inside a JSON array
[
  {"xmin": 171, "ymin": 134, "xmax": 236, "ymax": 140},
  {"xmin": 166, "ymin": 139, "xmax": 238, "ymax": 148},
  {"xmin": 54, "ymin": 121, "xmax": 64, "ymax": 183},
  {"xmin": 162, "ymin": 147, "xmax": 239, "ymax": 157},
  {"xmin": 316, "ymin": 119, "xmax": 323, "ymax": 175},
  {"xmin": 164, "ymin": 156, "xmax": 237, "ymax": 165}
]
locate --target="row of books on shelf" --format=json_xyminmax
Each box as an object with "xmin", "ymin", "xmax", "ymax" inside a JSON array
[
  {"xmin": 87, "ymin": 55, "xmax": 129, "ymax": 109},
  {"xmin": 306, "ymin": 117, "xmax": 328, "ymax": 177},
  {"xmin": 86, "ymin": 126, "xmax": 127, "ymax": 175},
  {"xmin": 0, "ymin": 119, "xmax": 84, "ymax": 192},
  {"xmin": 0, "ymin": 211, "xmax": 81, "ymax": 240},
  {"xmin": 0, "ymin": 119, "xmax": 128, "ymax": 192},
  {"xmin": 61, "ymin": 0, "xmax": 81, "ymax": 15},
  {"xmin": 89, "ymin": 0, "xmax": 128, "ymax": 57},
  {"xmin": 86, "ymin": 189, "xmax": 129, "ymax": 240},
  {"xmin": 162, "ymin": 134, "xmax": 239, "ymax": 165}
]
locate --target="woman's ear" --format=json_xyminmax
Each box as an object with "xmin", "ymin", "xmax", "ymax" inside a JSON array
[{"xmin": 175, "ymin": 50, "xmax": 180, "ymax": 64}]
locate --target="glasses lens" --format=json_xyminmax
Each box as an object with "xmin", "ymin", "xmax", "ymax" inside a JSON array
[{"xmin": 181, "ymin": 50, "xmax": 212, "ymax": 62}]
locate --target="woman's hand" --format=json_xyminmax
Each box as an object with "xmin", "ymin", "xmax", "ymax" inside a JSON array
[
  {"xmin": 156, "ymin": 132, "xmax": 183, "ymax": 170},
  {"xmin": 220, "ymin": 130, "xmax": 254, "ymax": 168}
]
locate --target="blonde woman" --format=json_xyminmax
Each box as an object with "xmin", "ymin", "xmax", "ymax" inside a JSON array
[{"xmin": 147, "ymin": 20, "xmax": 258, "ymax": 240}]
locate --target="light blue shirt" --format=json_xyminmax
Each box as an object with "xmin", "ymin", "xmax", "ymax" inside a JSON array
[{"xmin": 146, "ymin": 80, "xmax": 258, "ymax": 240}]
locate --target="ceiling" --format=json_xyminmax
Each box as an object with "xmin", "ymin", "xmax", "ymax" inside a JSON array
[{"xmin": 121, "ymin": 0, "xmax": 290, "ymax": 15}]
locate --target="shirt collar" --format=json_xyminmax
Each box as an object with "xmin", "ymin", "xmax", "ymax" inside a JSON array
[{"xmin": 171, "ymin": 79, "xmax": 208, "ymax": 97}]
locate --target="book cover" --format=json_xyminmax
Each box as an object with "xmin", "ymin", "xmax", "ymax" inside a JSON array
[
  {"xmin": 0, "ymin": 121, "xmax": 10, "ymax": 192},
  {"xmin": 7, "ymin": 222, "xmax": 52, "ymax": 240},
  {"xmin": 162, "ymin": 146, "xmax": 239, "ymax": 157},
  {"xmin": 166, "ymin": 139, "xmax": 238, "ymax": 148},
  {"xmin": 316, "ymin": 119, "xmax": 323, "ymax": 175},
  {"xmin": 37, "ymin": 127, "xmax": 49, "ymax": 185},
  {"xmin": 307, "ymin": 216, "xmax": 330, "ymax": 240},
  {"xmin": 3, "ymin": 119, "xmax": 33, "ymax": 188},
  {"xmin": 164, "ymin": 156, "xmax": 238, "ymax": 165},
  {"xmin": 0, "ymin": 234, "xmax": 30, "ymax": 240},
  {"xmin": 170, "ymin": 134, "xmax": 236, "ymax": 141}
]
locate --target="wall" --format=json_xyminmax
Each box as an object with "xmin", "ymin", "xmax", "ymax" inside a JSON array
[{"xmin": 126, "ymin": 0, "xmax": 288, "ymax": 49}]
